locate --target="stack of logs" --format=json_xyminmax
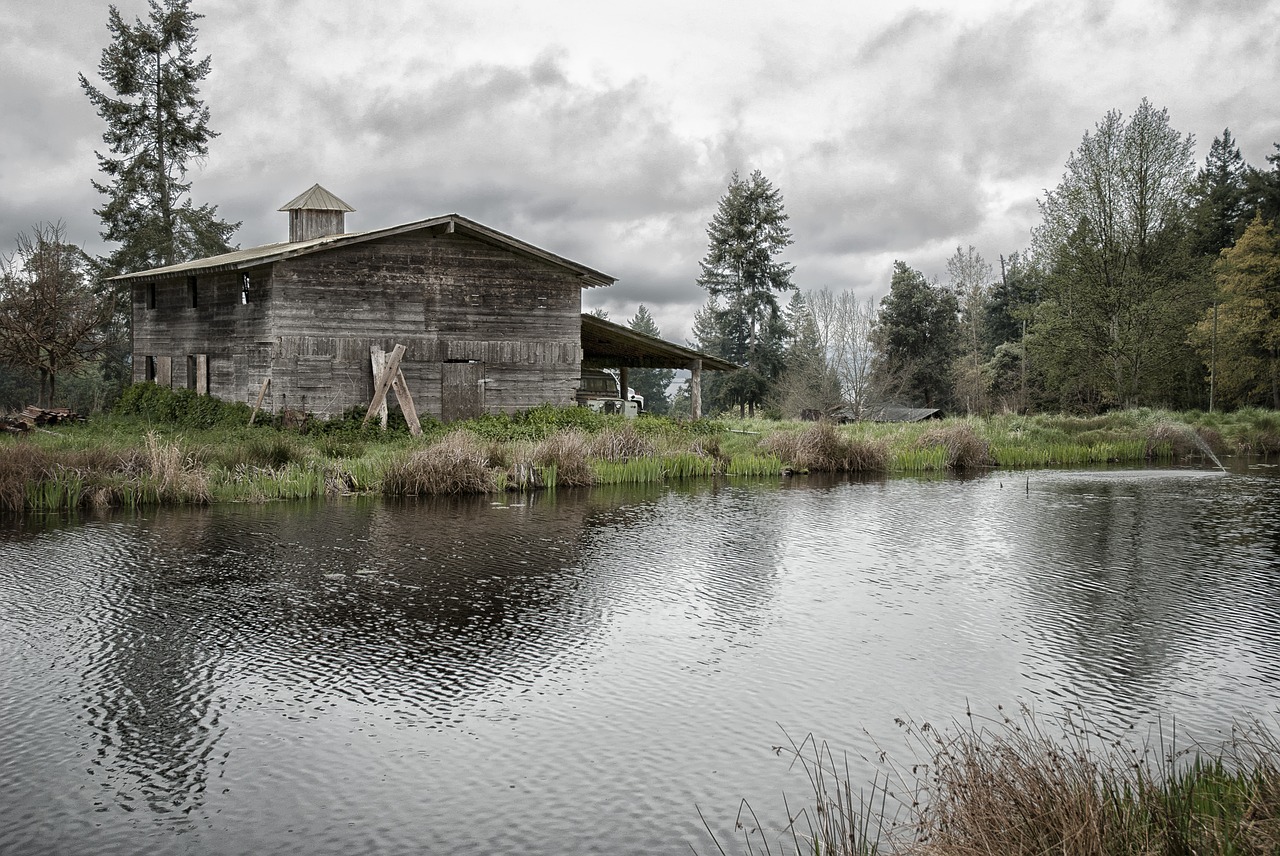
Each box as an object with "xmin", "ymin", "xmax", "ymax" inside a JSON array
[{"xmin": 0, "ymin": 405, "xmax": 86, "ymax": 434}]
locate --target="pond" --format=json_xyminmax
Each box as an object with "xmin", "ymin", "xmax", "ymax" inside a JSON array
[{"xmin": 2, "ymin": 463, "xmax": 1279, "ymax": 854}]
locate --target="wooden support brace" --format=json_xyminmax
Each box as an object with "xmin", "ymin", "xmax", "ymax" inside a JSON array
[
  {"xmin": 249, "ymin": 377, "xmax": 271, "ymax": 426},
  {"xmin": 369, "ymin": 346, "xmax": 390, "ymax": 428},
  {"xmin": 391, "ymin": 370, "xmax": 422, "ymax": 436},
  {"xmin": 363, "ymin": 344, "xmax": 405, "ymax": 428}
]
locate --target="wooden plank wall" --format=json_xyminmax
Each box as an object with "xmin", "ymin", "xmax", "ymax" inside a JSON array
[
  {"xmin": 268, "ymin": 229, "xmax": 584, "ymax": 418},
  {"xmin": 131, "ymin": 269, "xmax": 273, "ymax": 403}
]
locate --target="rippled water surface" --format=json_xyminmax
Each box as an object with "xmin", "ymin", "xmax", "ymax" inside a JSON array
[{"xmin": 2, "ymin": 465, "xmax": 1279, "ymax": 854}]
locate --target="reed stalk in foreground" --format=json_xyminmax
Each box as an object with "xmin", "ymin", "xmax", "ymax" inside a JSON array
[{"xmin": 701, "ymin": 706, "xmax": 1280, "ymax": 856}]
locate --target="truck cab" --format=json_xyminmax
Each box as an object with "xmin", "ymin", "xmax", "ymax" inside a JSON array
[{"xmin": 576, "ymin": 368, "xmax": 643, "ymax": 417}]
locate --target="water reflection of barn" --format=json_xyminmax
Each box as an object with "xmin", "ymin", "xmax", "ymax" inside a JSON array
[{"xmin": 111, "ymin": 185, "xmax": 733, "ymax": 421}]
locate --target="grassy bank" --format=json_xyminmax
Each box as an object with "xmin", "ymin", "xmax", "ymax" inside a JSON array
[
  {"xmin": 705, "ymin": 708, "xmax": 1280, "ymax": 856},
  {"xmin": 4, "ymin": 386, "xmax": 1279, "ymax": 511}
]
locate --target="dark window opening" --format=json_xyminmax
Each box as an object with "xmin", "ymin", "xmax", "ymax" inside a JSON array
[
  {"xmin": 241, "ymin": 274, "xmax": 251, "ymax": 305},
  {"xmin": 186, "ymin": 355, "xmax": 197, "ymax": 389},
  {"xmin": 145, "ymin": 356, "xmax": 157, "ymax": 381},
  {"xmin": 146, "ymin": 283, "xmax": 156, "ymax": 310},
  {"xmin": 188, "ymin": 275, "xmax": 198, "ymax": 308}
]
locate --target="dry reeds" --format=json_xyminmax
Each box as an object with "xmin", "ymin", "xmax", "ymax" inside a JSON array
[
  {"xmin": 588, "ymin": 424, "xmax": 657, "ymax": 461},
  {"xmin": 0, "ymin": 443, "xmax": 51, "ymax": 512},
  {"xmin": 917, "ymin": 422, "xmax": 992, "ymax": 471},
  {"xmin": 533, "ymin": 429, "xmax": 595, "ymax": 487},
  {"xmin": 760, "ymin": 421, "xmax": 888, "ymax": 473},
  {"xmin": 144, "ymin": 431, "xmax": 210, "ymax": 503},
  {"xmin": 382, "ymin": 430, "xmax": 496, "ymax": 495},
  {"xmin": 705, "ymin": 707, "xmax": 1280, "ymax": 856}
]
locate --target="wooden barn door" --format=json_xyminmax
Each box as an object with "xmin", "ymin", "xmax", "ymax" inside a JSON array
[{"xmin": 441, "ymin": 361, "xmax": 485, "ymax": 422}]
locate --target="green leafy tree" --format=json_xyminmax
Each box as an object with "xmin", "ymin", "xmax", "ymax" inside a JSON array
[
  {"xmin": 982, "ymin": 253, "xmax": 1040, "ymax": 413},
  {"xmin": 696, "ymin": 170, "xmax": 796, "ymax": 415},
  {"xmin": 0, "ymin": 223, "xmax": 115, "ymax": 407},
  {"xmin": 79, "ymin": 0, "xmax": 238, "ymax": 278},
  {"xmin": 1189, "ymin": 216, "xmax": 1280, "ymax": 408},
  {"xmin": 947, "ymin": 245, "xmax": 993, "ymax": 415},
  {"xmin": 626, "ymin": 305, "xmax": 675, "ymax": 414},
  {"xmin": 872, "ymin": 261, "xmax": 959, "ymax": 409},
  {"xmin": 1032, "ymin": 99, "xmax": 1203, "ymax": 409}
]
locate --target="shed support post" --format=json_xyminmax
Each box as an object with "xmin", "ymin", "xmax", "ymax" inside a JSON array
[
  {"xmin": 689, "ymin": 359, "xmax": 702, "ymax": 420},
  {"xmin": 619, "ymin": 367, "xmax": 630, "ymax": 409}
]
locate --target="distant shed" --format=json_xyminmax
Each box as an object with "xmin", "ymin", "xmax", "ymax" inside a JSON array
[{"xmin": 864, "ymin": 405, "xmax": 943, "ymax": 423}]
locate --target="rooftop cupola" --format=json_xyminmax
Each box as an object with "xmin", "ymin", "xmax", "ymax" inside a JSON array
[{"xmin": 278, "ymin": 183, "xmax": 355, "ymax": 242}]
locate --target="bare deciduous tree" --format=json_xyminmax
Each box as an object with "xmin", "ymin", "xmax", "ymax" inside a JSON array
[
  {"xmin": 810, "ymin": 288, "xmax": 881, "ymax": 418},
  {"xmin": 0, "ymin": 223, "xmax": 115, "ymax": 406}
]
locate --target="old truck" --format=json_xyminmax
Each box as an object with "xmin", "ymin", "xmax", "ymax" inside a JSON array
[{"xmin": 576, "ymin": 368, "xmax": 643, "ymax": 416}]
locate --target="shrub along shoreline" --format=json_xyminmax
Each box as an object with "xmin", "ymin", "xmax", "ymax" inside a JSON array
[{"xmin": 3, "ymin": 385, "xmax": 1279, "ymax": 512}]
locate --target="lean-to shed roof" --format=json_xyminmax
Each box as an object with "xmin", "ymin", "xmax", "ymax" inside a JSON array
[{"xmin": 580, "ymin": 313, "xmax": 738, "ymax": 371}]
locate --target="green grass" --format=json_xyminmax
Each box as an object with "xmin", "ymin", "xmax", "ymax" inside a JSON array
[{"xmin": 4, "ymin": 387, "xmax": 1277, "ymax": 511}]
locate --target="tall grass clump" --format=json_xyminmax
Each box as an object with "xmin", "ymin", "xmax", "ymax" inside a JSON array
[
  {"xmin": 144, "ymin": 431, "xmax": 210, "ymax": 504},
  {"xmin": 588, "ymin": 423, "xmax": 658, "ymax": 461},
  {"xmin": 382, "ymin": 430, "xmax": 495, "ymax": 495},
  {"xmin": 533, "ymin": 429, "xmax": 595, "ymax": 487},
  {"xmin": 915, "ymin": 422, "xmax": 992, "ymax": 472},
  {"xmin": 0, "ymin": 443, "xmax": 51, "ymax": 512},
  {"xmin": 703, "ymin": 707, "xmax": 1280, "ymax": 856},
  {"xmin": 760, "ymin": 421, "xmax": 888, "ymax": 473}
]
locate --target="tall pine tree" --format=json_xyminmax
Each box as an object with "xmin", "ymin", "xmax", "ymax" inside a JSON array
[
  {"xmin": 1190, "ymin": 129, "xmax": 1250, "ymax": 256},
  {"xmin": 696, "ymin": 170, "xmax": 795, "ymax": 416},
  {"xmin": 80, "ymin": 0, "xmax": 238, "ymax": 278}
]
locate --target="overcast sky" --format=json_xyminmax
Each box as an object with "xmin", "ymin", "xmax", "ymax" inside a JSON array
[{"xmin": 3, "ymin": 0, "xmax": 1278, "ymax": 341}]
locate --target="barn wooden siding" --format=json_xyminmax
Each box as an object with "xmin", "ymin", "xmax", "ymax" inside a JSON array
[
  {"xmin": 132, "ymin": 227, "xmax": 584, "ymax": 419},
  {"xmin": 132, "ymin": 268, "xmax": 273, "ymax": 402}
]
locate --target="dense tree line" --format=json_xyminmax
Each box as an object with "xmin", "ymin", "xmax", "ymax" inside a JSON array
[
  {"xmin": 691, "ymin": 103, "xmax": 1280, "ymax": 418},
  {"xmin": 5, "ymin": 29, "xmax": 1280, "ymax": 422}
]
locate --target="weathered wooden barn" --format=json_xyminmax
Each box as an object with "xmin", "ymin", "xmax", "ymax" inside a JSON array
[{"xmin": 114, "ymin": 185, "xmax": 731, "ymax": 421}]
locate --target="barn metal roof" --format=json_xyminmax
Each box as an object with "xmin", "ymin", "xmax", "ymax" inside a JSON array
[
  {"xmin": 278, "ymin": 183, "xmax": 355, "ymax": 212},
  {"xmin": 580, "ymin": 313, "xmax": 738, "ymax": 371},
  {"xmin": 108, "ymin": 215, "xmax": 616, "ymax": 288}
]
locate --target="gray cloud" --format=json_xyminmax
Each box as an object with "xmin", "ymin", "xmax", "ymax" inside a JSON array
[{"xmin": 4, "ymin": 0, "xmax": 1279, "ymax": 344}]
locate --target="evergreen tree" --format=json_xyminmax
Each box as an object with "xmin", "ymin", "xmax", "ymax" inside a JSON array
[
  {"xmin": 80, "ymin": 0, "xmax": 238, "ymax": 278},
  {"xmin": 1245, "ymin": 143, "xmax": 1280, "ymax": 227},
  {"xmin": 871, "ymin": 262, "xmax": 959, "ymax": 409},
  {"xmin": 626, "ymin": 305, "xmax": 675, "ymax": 414},
  {"xmin": 1190, "ymin": 129, "xmax": 1250, "ymax": 256},
  {"xmin": 696, "ymin": 170, "xmax": 796, "ymax": 416}
]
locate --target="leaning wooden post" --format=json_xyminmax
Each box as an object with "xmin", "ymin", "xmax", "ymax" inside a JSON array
[
  {"xmin": 369, "ymin": 346, "xmax": 390, "ymax": 428},
  {"xmin": 363, "ymin": 344, "xmax": 405, "ymax": 427},
  {"xmin": 689, "ymin": 359, "xmax": 702, "ymax": 419},
  {"xmin": 390, "ymin": 369, "xmax": 423, "ymax": 437},
  {"xmin": 249, "ymin": 377, "xmax": 271, "ymax": 426}
]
